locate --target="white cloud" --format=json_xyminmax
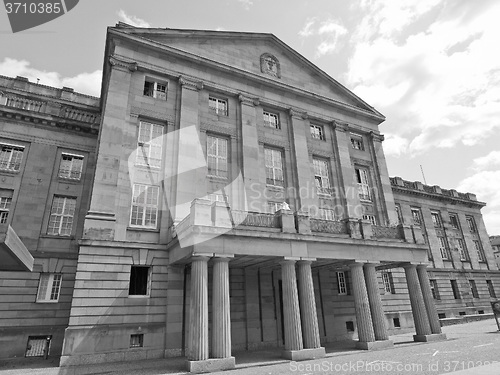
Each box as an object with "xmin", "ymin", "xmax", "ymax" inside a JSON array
[
  {"xmin": 346, "ymin": 1, "xmax": 500, "ymax": 155},
  {"xmin": 117, "ymin": 10, "xmax": 151, "ymax": 28},
  {"xmin": 0, "ymin": 58, "xmax": 101, "ymax": 97},
  {"xmin": 472, "ymin": 150, "xmax": 500, "ymax": 171},
  {"xmin": 298, "ymin": 18, "xmax": 347, "ymax": 57},
  {"xmin": 382, "ymin": 134, "xmax": 409, "ymax": 157},
  {"xmin": 236, "ymin": 0, "xmax": 253, "ymax": 11}
]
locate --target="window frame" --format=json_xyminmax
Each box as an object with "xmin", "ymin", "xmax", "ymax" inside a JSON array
[
  {"xmin": 58, "ymin": 153, "xmax": 84, "ymax": 180},
  {"xmin": 355, "ymin": 167, "xmax": 372, "ymax": 201},
  {"xmin": 473, "ymin": 240, "xmax": 486, "ymax": 262},
  {"xmin": 36, "ymin": 273, "xmax": 63, "ymax": 303},
  {"xmin": 411, "ymin": 207, "xmax": 422, "ymax": 226},
  {"xmin": 381, "ymin": 271, "xmax": 394, "ymax": 294},
  {"xmin": 263, "ymin": 111, "xmax": 280, "ymax": 129},
  {"xmin": 469, "ymin": 280, "xmax": 479, "ymax": 298},
  {"xmin": 136, "ymin": 121, "xmax": 164, "ymax": 169},
  {"xmin": 395, "ymin": 204, "xmax": 403, "ymax": 224},
  {"xmin": 457, "ymin": 238, "xmax": 469, "ymax": 261},
  {"xmin": 350, "ymin": 135, "xmax": 364, "ymax": 150},
  {"xmin": 128, "ymin": 266, "xmax": 151, "ymax": 297},
  {"xmin": 208, "ymin": 96, "xmax": 228, "ymax": 116},
  {"xmin": 449, "ymin": 213, "xmax": 460, "ymax": 230},
  {"xmin": 451, "ymin": 280, "xmax": 461, "ymax": 299},
  {"xmin": 362, "ymin": 214, "xmax": 377, "ymax": 225},
  {"xmin": 143, "ymin": 78, "xmax": 167, "ymax": 100},
  {"xmin": 47, "ymin": 196, "xmax": 77, "ymax": 236},
  {"xmin": 129, "ymin": 184, "xmax": 160, "ymax": 229},
  {"xmin": 310, "ymin": 124, "xmax": 325, "ymax": 141},
  {"xmin": 438, "ymin": 237, "xmax": 450, "ymax": 260},
  {"xmin": 313, "ymin": 158, "xmax": 331, "ymax": 195},
  {"xmin": 337, "ymin": 271, "xmax": 347, "ymax": 295},
  {"xmin": 0, "ymin": 189, "xmax": 13, "ymax": 224},
  {"xmin": 318, "ymin": 207, "xmax": 336, "ymax": 221},
  {"xmin": 430, "ymin": 279, "xmax": 440, "ymax": 300},
  {"xmin": 206, "ymin": 135, "xmax": 228, "ymax": 179},
  {"xmin": 466, "ymin": 216, "xmax": 477, "ymax": 233},
  {"xmin": 0, "ymin": 143, "xmax": 24, "ymax": 172},
  {"xmin": 130, "ymin": 334, "xmax": 144, "ymax": 348},
  {"xmin": 264, "ymin": 147, "xmax": 284, "ymax": 187},
  {"xmin": 431, "ymin": 211, "xmax": 442, "ymax": 227},
  {"xmin": 487, "ymin": 280, "xmax": 496, "ymax": 298}
]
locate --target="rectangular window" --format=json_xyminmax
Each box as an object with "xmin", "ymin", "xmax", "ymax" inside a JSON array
[
  {"xmin": 473, "ymin": 240, "xmax": 486, "ymax": 262},
  {"xmin": 457, "ymin": 239, "xmax": 469, "ymax": 261},
  {"xmin": 136, "ymin": 121, "xmax": 163, "ymax": 169},
  {"xmin": 264, "ymin": 148, "xmax": 284, "ymax": 187},
  {"xmin": 313, "ymin": 158, "xmax": 331, "ymax": 195},
  {"xmin": 263, "ymin": 111, "xmax": 280, "ymax": 129},
  {"xmin": 350, "ymin": 135, "xmax": 364, "ymax": 150},
  {"xmin": 469, "ymin": 280, "xmax": 479, "ymax": 298},
  {"xmin": 395, "ymin": 204, "xmax": 403, "ymax": 224},
  {"xmin": 130, "ymin": 334, "xmax": 144, "ymax": 348},
  {"xmin": 431, "ymin": 211, "xmax": 442, "ymax": 227},
  {"xmin": 363, "ymin": 214, "xmax": 377, "ymax": 225},
  {"xmin": 449, "ymin": 213, "xmax": 460, "ymax": 229},
  {"xmin": 0, "ymin": 143, "xmax": 24, "ymax": 172},
  {"xmin": 129, "ymin": 266, "xmax": 151, "ymax": 296},
  {"xmin": 207, "ymin": 193, "xmax": 225, "ymax": 203},
  {"xmin": 355, "ymin": 168, "xmax": 371, "ymax": 201},
  {"xmin": 310, "ymin": 124, "xmax": 325, "ymax": 140},
  {"xmin": 207, "ymin": 135, "xmax": 228, "ymax": 179},
  {"xmin": 451, "ymin": 280, "xmax": 461, "ymax": 299},
  {"xmin": 58, "ymin": 153, "xmax": 84, "ymax": 180},
  {"xmin": 318, "ymin": 207, "xmax": 336, "ymax": 221},
  {"xmin": 36, "ymin": 273, "xmax": 62, "ymax": 302},
  {"xmin": 47, "ymin": 196, "xmax": 76, "ymax": 236},
  {"xmin": 438, "ymin": 237, "xmax": 450, "ymax": 260},
  {"xmin": 430, "ymin": 279, "xmax": 440, "ymax": 299},
  {"xmin": 143, "ymin": 79, "xmax": 167, "ymax": 100},
  {"xmin": 411, "ymin": 208, "xmax": 422, "ymax": 226},
  {"xmin": 0, "ymin": 189, "xmax": 13, "ymax": 224},
  {"xmin": 337, "ymin": 271, "xmax": 347, "ymax": 295},
  {"xmin": 466, "ymin": 216, "xmax": 477, "ymax": 233},
  {"xmin": 209, "ymin": 97, "xmax": 228, "ymax": 116},
  {"xmin": 382, "ymin": 272, "xmax": 394, "ymax": 294},
  {"xmin": 130, "ymin": 184, "xmax": 159, "ymax": 228},
  {"xmin": 487, "ymin": 280, "xmax": 496, "ymax": 298}
]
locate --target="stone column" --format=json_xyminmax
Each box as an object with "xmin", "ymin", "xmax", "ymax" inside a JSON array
[
  {"xmin": 350, "ymin": 263, "xmax": 375, "ymax": 345},
  {"xmin": 212, "ymin": 257, "xmax": 231, "ymax": 358},
  {"xmin": 363, "ymin": 264, "xmax": 389, "ymax": 341},
  {"xmin": 280, "ymin": 260, "xmax": 303, "ymax": 352},
  {"xmin": 416, "ymin": 265, "xmax": 442, "ymax": 334},
  {"xmin": 187, "ymin": 256, "xmax": 209, "ymax": 361},
  {"xmin": 404, "ymin": 264, "xmax": 432, "ymax": 337},
  {"xmin": 297, "ymin": 260, "xmax": 321, "ymax": 349}
]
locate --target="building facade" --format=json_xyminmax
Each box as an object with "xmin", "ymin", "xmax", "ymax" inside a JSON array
[
  {"xmin": 490, "ymin": 236, "xmax": 500, "ymax": 270},
  {"xmin": 0, "ymin": 75, "xmax": 99, "ymax": 359},
  {"xmin": 0, "ymin": 24, "xmax": 498, "ymax": 373}
]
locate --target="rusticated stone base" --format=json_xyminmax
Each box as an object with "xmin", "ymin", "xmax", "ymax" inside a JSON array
[
  {"xmin": 413, "ymin": 333, "xmax": 447, "ymax": 342},
  {"xmin": 186, "ymin": 356, "xmax": 235, "ymax": 373},
  {"xmin": 356, "ymin": 340, "xmax": 394, "ymax": 350},
  {"xmin": 282, "ymin": 347, "xmax": 326, "ymax": 361}
]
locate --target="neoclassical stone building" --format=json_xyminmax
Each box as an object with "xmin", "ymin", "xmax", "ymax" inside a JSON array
[{"xmin": 1, "ymin": 23, "xmax": 498, "ymax": 373}]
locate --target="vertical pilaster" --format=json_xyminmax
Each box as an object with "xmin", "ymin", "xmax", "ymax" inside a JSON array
[
  {"xmin": 187, "ymin": 256, "xmax": 209, "ymax": 361},
  {"xmin": 404, "ymin": 264, "xmax": 432, "ymax": 336},
  {"xmin": 363, "ymin": 264, "xmax": 389, "ymax": 341},
  {"xmin": 289, "ymin": 109, "xmax": 315, "ymax": 212},
  {"xmin": 350, "ymin": 263, "xmax": 375, "ymax": 343},
  {"xmin": 280, "ymin": 260, "xmax": 303, "ymax": 351},
  {"xmin": 416, "ymin": 265, "xmax": 442, "ymax": 334},
  {"xmin": 174, "ymin": 77, "xmax": 206, "ymax": 223},
  {"xmin": 297, "ymin": 260, "xmax": 321, "ymax": 349},
  {"xmin": 212, "ymin": 258, "xmax": 232, "ymax": 358}
]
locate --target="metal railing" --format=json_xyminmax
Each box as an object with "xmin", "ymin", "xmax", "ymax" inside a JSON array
[{"xmin": 310, "ymin": 219, "xmax": 348, "ymax": 234}]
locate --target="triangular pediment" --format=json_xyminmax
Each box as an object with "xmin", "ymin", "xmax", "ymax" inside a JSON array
[{"xmin": 112, "ymin": 25, "xmax": 382, "ymax": 118}]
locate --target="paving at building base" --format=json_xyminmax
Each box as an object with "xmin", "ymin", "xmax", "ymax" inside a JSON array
[{"xmin": 1, "ymin": 319, "xmax": 499, "ymax": 375}]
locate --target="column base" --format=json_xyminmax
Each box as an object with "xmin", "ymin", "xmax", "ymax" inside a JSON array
[
  {"xmin": 186, "ymin": 357, "xmax": 235, "ymax": 373},
  {"xmin": 413, "ymin": 333, "xmax": 447, "ymax": 342},
  {"xmin": 356, "ymin": 340, "xmax": 394, "ymax": 350},
  {"xmin": 282, "ymin": 347, "xmax": 326, "ymax": 361}
]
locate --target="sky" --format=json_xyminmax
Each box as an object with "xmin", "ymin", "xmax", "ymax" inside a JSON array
[{"xmin": 0, "ymin": 0, "xmax": 499, "ymax": 235}]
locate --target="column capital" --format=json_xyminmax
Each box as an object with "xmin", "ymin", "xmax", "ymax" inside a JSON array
[
  {"xmin": 332, "ymin": 121, "xmax": 349, "ymax": 132},
  {"xmin": 349, "ymin": 262, "xmax": 365, "ymax": 269},
  {"xmin": 212, "ymin": 256, "xmax": 232, "ymax": 263},
  {"xmin": 369, "ymin": 131, "xmax": 385, "ymax": 142},
  {"xmin": 297, "ymin": 259, "xmax": 313, "ymax": 266},
  {"xmin": 416, "ymin": 264, "xmax": 428, "ymax": 270},
  {"xmin": 288, "ymin": 107, "xmax": 308, "ymax": 120},
  {"xmin": 191, "ymin": 255, "xmax": 211, "ymax": 263},
  {"xmin": 109, "ymin": 55, "xmax": 137, "ymax": 72},
  {"xmin": 280, "ymin": 258, "xmax": 298, "ymax": 266},
  {"xmin": 402, "ymin": 263, "xmax": 418, "ymax": 270},
  {"xmin": 238, "ymin": 94, "xmax": 259, "ymax": 106},
  {"xmin": 363, "ymin": 262, "xmax": 379, "ymax": 269},
  {"xmin": 179, "ymin": 76, "xmax": 204, "ymax": 91}
]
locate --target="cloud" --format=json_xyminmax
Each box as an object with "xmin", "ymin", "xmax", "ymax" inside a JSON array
[
  {"xmin": 382, "ymin": 134, "xmax": 409, "ymax": 157},
  {"xmin": 298, "ymin": 18, "xmax": 347, "ymax": 57},
  {"xmin": 236, "ymin": 0, "xmax": 253, "ymax": 10},
  {"xmin": 117, "ymin": 9, "xmax": 151, "ymax": 28},
  {"xmin": 346, "ymin": 0, "xmax": 500, "ymax": 155},
  {"xmin": 0, "ymin": 58, "xmax": 101, "ymax": 97},
  {"xmin": 472, "ymin": 150, "xmax": 500, "ymax": 171}
]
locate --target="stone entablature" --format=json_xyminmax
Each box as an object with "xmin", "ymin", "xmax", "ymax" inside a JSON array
[{"xmin": 390, "ymin": 177, "xmax": 483, "ymax": 206}]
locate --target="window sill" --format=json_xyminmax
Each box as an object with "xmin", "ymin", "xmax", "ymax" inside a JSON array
[
  {"xmin": 266, "ymin": 185, "xmax": 285, "ymax": 191},
  {"xmin": 207, "ymin": 175, "xmax": 228, "ymax": 181},
  {"xmin": 58, "ymin": 177, "xmax": 82, "ymax": 184},
  {"xmin": 128, "ymin": 295, "xmax": 150, "ymax": 299},
  {"xmin": 127, "ymin": 226, "xmax": 159, "ymax": 233},
  {"xmin": 134, "ymin": 163, "xmax": 161, "ymax": 170},
  {"xmin": 36, "ymin": 300, "xmax": 59, "ymax": 304},
  {"xmin": 0, "ymin": 169, "xmax": 21, "ymax": 175},
  {"xmin": 40, "ymin": 234, "xmax": 74, "ymax": 239}
]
